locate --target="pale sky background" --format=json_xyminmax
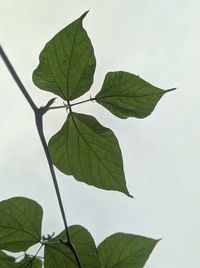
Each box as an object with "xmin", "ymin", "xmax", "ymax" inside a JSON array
[{"xmin": 0, "ymin": 0, "xmax": 200, "ymax": 267}]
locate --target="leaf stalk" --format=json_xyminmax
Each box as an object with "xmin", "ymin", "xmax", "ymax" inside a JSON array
[{"xmin": 47, "ymin": 97, "xmax": 96, "ymax": 111}]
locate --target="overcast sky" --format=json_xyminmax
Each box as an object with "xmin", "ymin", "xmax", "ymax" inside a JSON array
[{"xmin": 0, "ymin": 1, "xmax": 200, "ymax": 267}]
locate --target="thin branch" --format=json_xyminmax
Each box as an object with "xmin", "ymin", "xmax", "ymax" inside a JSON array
[
  {"xmin": 68, "ymin": 243, "xmax": 82, "ymax": 267},
  {"xmin": 0, "ymin": 45, "xmax": 37, "ymax": 112},
  {"xmin": 35, "ymin": 109, "xmax": 71, "ymax": 242},
  {"xmin": 48, "ymin": 97, "xmax": 96, "ymax": 111},
  {"xmin": 30, "ymin": 243, "xmax": 44, "ymax": 263},
  {"xmin": 21, "ymin": 244, "xmax": 44, "ymax": 268},
  {"xmin": 48, "ymin": 104, "xmax": 67, "ymax": 110},
  {"xmin": 0, "ymin": 45, "xmax": 82, "ymax": 268},
  {"xmin": 70, "ymin": 97, "xmax": 96, "ymax": 107}
]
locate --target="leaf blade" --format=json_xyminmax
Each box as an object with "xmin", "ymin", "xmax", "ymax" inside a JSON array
[
  {"xmin": 0, "ymin": 251, "xmax": 16, "ymax": 268},
  {"xmin": 0, "ymin": 197, "xmax": 42, "ymax": 252},
  {"xmin": 44, "ymin": 225, "xmax": 101, "ymax": 268},
  {"xmin": 96, "ymin": 71, "xmax": 174, "ymax": 119},
  {"xmin": 48, "ymin": 112, "xmax": 131, "ymax": 196},
  {"xmin": 32, "ymin": 11, "xmax": 96, "ymax": 101},
  {"xmin": 98, "ymin": 233, "xmax": 159, "ymax": 268}
]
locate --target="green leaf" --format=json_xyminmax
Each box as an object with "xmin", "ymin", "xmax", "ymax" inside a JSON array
[
  {"xmin": 17, "ymin": 255, "xmax": 43, "ymax": 268},
  {"xmin": 98, "ymin": 233, "xmax": 159, "ymax": 268},
  {"xmin": 48, "ymin": 112, "xmax": 131, "ymax": 196},
  {"xmin": 44, "ymin": 225, "xmax": 101, "ymax": 268},
  {"xmin": 0, "ymin": 251, "xmax": 16, "ymax": 267},
  {"xmin": 0, "ymin": 197, "xmax": 42, "ymax": 252},
  {"xmin": 0, "ymin": 251, "xmax": 43, "ymax": 268},
  {"xmin": 96, "ymin": 71, "xmax": 175, "ymax": 119},
  {"xmin": 32, "ymin": 11, "xmax": 96, "ymax": 101}
]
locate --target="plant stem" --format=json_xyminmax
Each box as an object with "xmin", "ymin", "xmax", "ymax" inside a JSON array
[
  {"xmin": 71, "ymin": 97, "xmax": 96, "ymax": 107},
  {"xmin": 35, "ymin": 110, "xmax": 71, "ymax": 242},
  {"xmin": 48, "ymin": 97, "xmax": 96, "ymax": 111},
  {"xmin": 29, "ymin": 244, "xmax": 44, "ymax": 264},
  {"xmin": 0, "ymin": 45, "xmax": 37, "ymax": 112},
  {"xmin": 48, "ymin": 104, "xmax": 67, "ymax": 110},
  {"xmin": 0, "ymin": 45, "xmax": 82, "ymax": 268}
]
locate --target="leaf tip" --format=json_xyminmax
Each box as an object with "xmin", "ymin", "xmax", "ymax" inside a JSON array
[
  {"xmin": 126, "ymin": 192, "xmax": 134, "ymax": 198},
  {"xmin": 81, "ymin": 10, "xmax": 90, "ymax": 19},
  {"xmin": 165, "ymin": 87, "xmax": 177, "ymax": 93}
]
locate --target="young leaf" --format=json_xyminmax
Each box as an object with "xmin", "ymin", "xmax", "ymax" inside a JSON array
[
  {"xmin": 32, "ymin": 11, "xmax": 96, "ymax": 101},
  {"xmin": 48, "ymin": 112, "xmax": 131, "ymax": 197},
  {"xmin": 44, "ymin": 225, "xmax": 101, "ymax": 268},
  {"xmin": 96, "ymin": 71, "xmax": 175, "ymax": 119},
  {"xmin": 98, "ymin": 233, "xmax": 159, "ymax": 268},
  {"xmin": 0, "ymin": 197, "xmax": 42, "ymax": 252},
  {"xmin": 0, "ymin": 251, "xmax": 16, "ymax": 268}
]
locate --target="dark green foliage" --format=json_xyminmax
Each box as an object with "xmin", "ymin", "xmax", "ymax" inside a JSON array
[
  {"xmin": 33, "ymin": 12, "xmax": 172, "ymax": 196},
  {"xmin": 96, "ymin": 71, "xmax": 175, "ymax": 119},
  {"xmin": 44, "ymin": 225, "xmax": 101, "ymax": 268},
  {"xmin": 48, "ymin": 112, "xmax": 131, "ymax": 196},
  {"xmin": 0, "ymin": 197, "xmax": 159, "ymax": 267},
  {"xmin": 0, "ymin": 251, "xmax": 43, "ymax": 268},
  {"xmin": 0, "ymin": 251, "xmax": 16, "ymax": 268},
  {"xmin": 32, "ymin": 11, "xmax": 96, "ymax": 101},
  {"xmin": 0, "ymin": 10, "xmax": 174, "ymax": 268},
  {"xmin": 0, "ymin": 197, "xmax": 42, "ymax": 252},
  {"xmin": 98, "ymin": 233, "xmax": 159, "ymax": 268}
]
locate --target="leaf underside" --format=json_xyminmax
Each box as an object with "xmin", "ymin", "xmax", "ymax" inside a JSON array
[
  {"xmin": 0, "ymin": 251, "xmax": 16, "ymax": 268},
  {"xmin": 98, "ymin": 232, "xmax": 159, "ymax": 268},
  {"xmin": 0, "ymin": 251, "xmax": 42, "ymax": 268},
  {"xmin": 44, "ymin": 225, "xmax": 158, "ymax": 268},
  {"xmin": 32, "ymin": 12, "xmax": 174, "ymax": 199},
  {"xmin": 2, "ymin": 9, "xmax": 173, "ymax": 268},
  {"xmin": 96, "ymin": 71, "xmax": 174, "ymax": 119},
  {"xmin": 44, "ymin": 225, "xmax": 101, "ymax": 268},
  {"xmin": 32, "ymin": 11, "xmax": 96, "ymax": 101},
  {"xmin": 48, "ymin": 112, "xmax": 131, "ymax": 196},
  {"xmin": 0, "ymin": 197, "xmax": 42, "ymax": 252}
]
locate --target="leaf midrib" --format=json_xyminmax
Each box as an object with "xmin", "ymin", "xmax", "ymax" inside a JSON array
[
  {"xmin": 66, "ymin": 19, "xmax": 83, "ymax": 100},
  {"xmin": 70, "ymin": 114, "xmax": 126, "ymax": 192},
  {"xmin": 96, "ymin": 92, "xmax": 163, "ymax": 100}
]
